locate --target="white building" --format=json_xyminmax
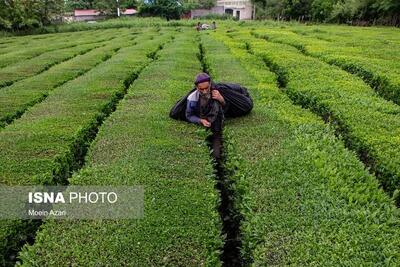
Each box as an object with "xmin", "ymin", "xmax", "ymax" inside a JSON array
[
  {"xmin": 217, "ymin": 0, "xmax": 254, "ymax": 20},
  {"xmin": 190, "ymin": 0, "xmax": 254, "ymax": 20}
]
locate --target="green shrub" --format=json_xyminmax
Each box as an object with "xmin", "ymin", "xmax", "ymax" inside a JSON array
[
  {"xmin": 197, "ymin": 14, "xmax": 235, "ymax": 20},
  {"xmin": 232, "ymin": 30, "xmax": 400, "ymax": 204},
  {"xmin": 18, "ymin": 30, "xmax": 222, "ymax": 266},
  {"xmin": 201, "ymin": 30, "xmax": 400, "ymax": 265},
  {"xmin": 0, "ymin": 29, "xmax": 173, "ymax": 264},
  {"xmin": 0, "ymin": 29, "xmax": 135, "ymax": 128},
  {"xmin": 0, "ymin": 29, "xmax": 117, "ymax": 68},
  {"xmin": 251, "ymin": 27, "xmax": 400, "ymax": 105}
]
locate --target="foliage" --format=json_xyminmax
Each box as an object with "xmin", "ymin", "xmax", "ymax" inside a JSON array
[
  {"xmin": 0, "ymin": 19, "xmax": 399, "ymax": 266},
  {"xmin": 202, "ymin": 29, "xmax": 400, "ymax": 265},
  {"xmin": 138, "ymin": 0, "xmax": 184, "ymax": 20},
  {"xmin": 249, "ymin": 29, "xmax": 400, "ymax": 201},
  {"xmin": 197, "ymin": 13, "xmax": 234, "ymax": 20},
  {"xmin": 0, "ymin": 29, "xmax": 133, "ymax": 128},
  {"xmin": 255, "ymin": 27, "xmax": 400, "ymax": 105},
  {"xmin": 0, "ymin": 0, "xmax": 64, "ymax": 30},
  {"xmin": 0, "ymin": 29, "xmax": 172, "ymax": 262},
  {"xmin": 16, "ymin": 30, "xmax": 222, "ymax": 266},
  {"xmin": 252, "ymin": 0, "xmax": 400, "ymax": 25}
]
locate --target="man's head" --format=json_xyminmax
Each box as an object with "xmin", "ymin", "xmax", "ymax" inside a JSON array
[{"xmin": 194, "ymin": 73, "xmax": 211, "ymax": 95}]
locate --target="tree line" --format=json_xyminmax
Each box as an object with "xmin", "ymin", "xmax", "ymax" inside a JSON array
[
  {"xmin": 253, "ymin": 0, "xmax": 400, "ymax": 26},
  {"xmin": 1, "ymin": 0, "xmax": 399, "ymax": 31},
  {"xmin": 0, "ymin": 0, "xmax": 138, "ymax": 31},
  {"xmin": 1, "ymin": 0, "xmax": 64, "ymax": 30}
]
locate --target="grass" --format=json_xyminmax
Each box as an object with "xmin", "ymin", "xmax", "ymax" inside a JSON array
[
  {"xmin": 200, "ymin": 30, "xmax": 400, "ymax": 265},
  {"xmin": 0, "ymin": 28, "xmax": 172, "ymax": 265},
  {"xmin": 0, "ymin": 19, "xmax": 399, "ymax": 266},
  {"xmin": 17, "ymin": 30, "xmax": 222, "ymax": 266},
  {"xmin": 225, "ymin": 29, "xmax": 400, "ymax": 204},
  {"xmin": 0, "ymin": 29, "xmax": 137, "ymax": 128},
  {"xmin": 0, "ymin": 42, "xmax": 104, "ymax": 88},
  {"xmin": 1, "ymin": 17, "xmax": 197, "ymax": 36},
  {"xmin": 250, "ymin": 27, "xmax": 400, "ymax": 105},
  {"xmin": 0, "ymin": 28, "xmax": 119, "ymax": 69}
]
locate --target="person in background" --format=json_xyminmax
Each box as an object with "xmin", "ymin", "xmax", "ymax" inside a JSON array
[
  {"xmin": 201, "ymin": 23, "xmax": 211, "ymax": 30},
  {"xmin": 196, "ymin": 22, "xmax": 202, "ymax": 31}
]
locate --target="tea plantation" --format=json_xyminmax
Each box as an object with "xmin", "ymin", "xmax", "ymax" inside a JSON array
[{"xmin": 0, "ymin": 19, "xmax": 399, "ymax": 266}]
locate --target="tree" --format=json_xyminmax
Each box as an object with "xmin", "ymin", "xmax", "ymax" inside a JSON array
[
  {"xmin": 372, "ymin": 0, "xmax": 400, "ymax": 24},
  {"xmin": 284, "ymin": 0, "xmax": 313, "ymax": 20},
  {"xmin": 251, "ymin": 0, "xmax": 285, "ymax": 19},
  {"xmin": 0, "ymin": 0, "xmax": 64, "ymax": 30},
  {"xmin": 39, "ymin": 0, "xmax": 65, "ymax": 25},
  {"xmin": 66, "ymin": 0, "xmax": 96, "ymax": 11},
  {"xmin": 311, "ymin": 0, "xmax": 336, "ymax": 21},
  {"xmin": 121, "ymin": 0, "xmax": 139, "ymax": 8},
  {"xmin": 139, "ymin": 0, "xmax": 184, "ymax": 20},
  {"xmin": 330, "ymin": 0, "xmax": 358, "ymax": 23},
  {"xmin": 0, "ymin": 0, "xmax": 26, "ymax": 30}
]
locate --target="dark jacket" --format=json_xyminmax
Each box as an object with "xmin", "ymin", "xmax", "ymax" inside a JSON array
[{"xmin": 170, "ymin": 82, "xmax": 253, "ymax": 122}]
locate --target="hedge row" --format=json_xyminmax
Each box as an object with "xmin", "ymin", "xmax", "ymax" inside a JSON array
[
  {"xmin": 0, "ymin": 29, "xmax": 86, "ymax": 47},
  {"xmin": 201, "ymin": 30, "xmax": 400, "ymax": 265},
  {"xmin": 0, "ymin": 29, "xmax": 137, "ymax": 128},
  {"xmin": 22, "ymin": 17, "xmax": 197, "ymax": 35},
  {"xmin": 287, "ymin": 25, "xmax": 400, "ymax": 50},
  {"xmin": 0, "ymin": 33, "xmax": 73, "ymax": 54},
  {"xmin": 0, "ymin": 44, "xmax": 102, "ymax": 89},
  {"xmin": 18, "ymin": 30, "xmax": 222, "ymax": 266},
  {"xmin": 251, "ymin": 28, "xmax": 400, "ymax": 105},
  {"xmin": 0, "ymin": 29, "xmax": 171, "ymax": 266},
  {"xmin": 229, "ymin": 30, "xmax": 400, "ymax": 202},
  {"xmin": 0, "ymin": 28, "xmax": 119, "ymax": 68}
]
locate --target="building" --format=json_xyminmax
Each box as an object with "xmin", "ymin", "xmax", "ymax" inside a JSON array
[
  {"xmin": 217, "ymin": 0, "xmax": 253, "ymax": 20},
  {"xmin": 74, "ymin": 9, "xmax": 137, "ymax": 22},
  {"xmin": 190, "ymin": 6, "xmax": 225, "ymax": 19},
  {"xmin": 190, "ymin": 0, "xmax": 253, "ymax": 20}
]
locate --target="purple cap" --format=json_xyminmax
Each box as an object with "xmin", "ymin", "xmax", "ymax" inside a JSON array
[{"xmin": 194, "ymin": 73, "xmax": 211, "ymax": 85}]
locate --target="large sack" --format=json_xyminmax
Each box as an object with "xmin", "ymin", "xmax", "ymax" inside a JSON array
[
  {"xmin": 215, "ymin": 83, "xmax": 253, "ymax": 118},
  {"xmin": 169, "ymin": 88, "xmax": 196, "ymax": 120},
  {"xmin": 169, "ymin": 82, "xmax": 253, "ymax": 121}
]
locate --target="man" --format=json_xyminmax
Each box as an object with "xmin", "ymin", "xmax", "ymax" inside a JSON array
[
  {"xmin": 186, "ymin": 73, "xmax": 225, "ymax": 160},
  {"xmin": 169, "ymin": 72, "xmax": 253, "ymax": 159},
  {"xmin": 196, "ymin": 22, "xmax": 202, "ymax": 31},
  {"xmin": 186, "ymin": 73, "xmax": 225, "ymax": 129}
]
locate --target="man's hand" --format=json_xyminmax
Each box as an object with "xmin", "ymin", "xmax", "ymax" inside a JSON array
[
  {"xmin": 212, "ymin": 90, "xmax": 224, "ymax": 104},
  {"xmin": 200, "ymin": 119, "xmax": 211, "ymax": 127}
]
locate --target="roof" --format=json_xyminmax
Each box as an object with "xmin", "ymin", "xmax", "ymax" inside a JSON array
[
  {"xmin": 123, "ymin": 9, "xmax": 137, "ymax": 15},
  {"xmin": 74, "ymin": 9, "xmax": 101, "ymax": 16},
  {"xmin": 74, "ymin": 9, "xmax": 137, "ymax": 16}
]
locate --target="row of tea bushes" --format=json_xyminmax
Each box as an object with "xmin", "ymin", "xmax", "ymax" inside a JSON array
[
  {"xmin": 251, "ymin": 28, "xmax": 400, "ymax": 105},
  {"xmin": 0, "ymin": 29, "xmax": 172, "ymax": 266},
  {"xmin": 200, "ymin": 31, "xmax": 400, "ymax": 265},
  {"xmin": 231, "ymin": 30, "xmax": 400, "ymax": 203},
  {"xmin": 0, "ymin": 29, "xmax": 136, "ymax": 128},
  {"xmin": 18, "ymin": 30, "xmax": 223, "ymax": 266}
]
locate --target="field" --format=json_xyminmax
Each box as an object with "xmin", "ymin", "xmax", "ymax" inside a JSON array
[{"xmin": 0, "ymin": 19, "xmax": 400, "ymax": 266}]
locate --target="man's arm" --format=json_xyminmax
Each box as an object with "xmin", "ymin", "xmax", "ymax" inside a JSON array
[
  {"xmin": 185, "ymin": 100, "xmax": 201, "ymax": 124},
  {"xmin": 212, "ymin": 90, "xmax": 225, "ymax": 106}
]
